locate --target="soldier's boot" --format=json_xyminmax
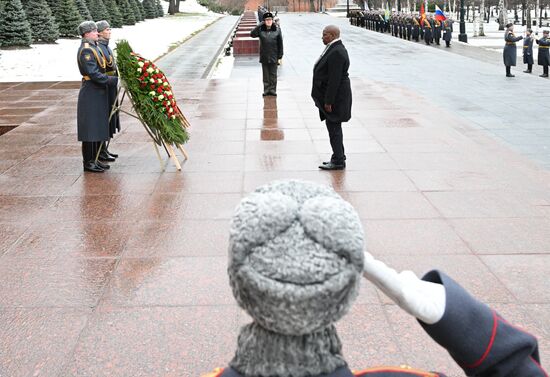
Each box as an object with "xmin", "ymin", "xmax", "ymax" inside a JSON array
[{"xmin": 83, "ymin": 161, "xmax": 104, "ymax": 173}]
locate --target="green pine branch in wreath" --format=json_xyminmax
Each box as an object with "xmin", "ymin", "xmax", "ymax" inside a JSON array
[{"xmin": 115, "ymin": 40, "xmax": 190, "ymax": 146}]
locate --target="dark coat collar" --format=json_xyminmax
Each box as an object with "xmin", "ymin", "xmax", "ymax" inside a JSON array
[
  {"xmin": 260, "ymin": 23, "xmax": 278, "ymax": 32},
  {"xmin": 314, "ymin": 40, "xmax": 343, "ymax": 68}
]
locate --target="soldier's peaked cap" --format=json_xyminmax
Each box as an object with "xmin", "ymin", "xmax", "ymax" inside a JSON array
[
  {"xmin": 96, "ymin": 20, "xmax": 110, "ymax": 32},
  {"xmin": 78, "ymin": 21, "xmax": 97, "ymax": 36},
  {"xmin": 263, "ymin": 12, "xmax": 274, "ymax": 19}
]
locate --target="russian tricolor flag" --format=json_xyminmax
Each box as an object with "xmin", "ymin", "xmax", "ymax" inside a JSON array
[{"xmin": 435, "ymin": 5, "xmax": 446, "ymax": 21}]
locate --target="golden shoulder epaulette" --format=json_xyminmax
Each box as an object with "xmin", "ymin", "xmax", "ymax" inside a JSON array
[
  {"xmin": 353, "ymin": 365, "xmax": 439, "ymax": 376},
  {"xmin": 201, "ymin": 367, "xmax": 224, "ymax": 377},
  {"xmin": 80, "ymin": 45, "xmax": 106, "ymax": 69}
]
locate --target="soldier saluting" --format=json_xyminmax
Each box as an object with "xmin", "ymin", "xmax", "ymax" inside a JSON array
[
  {"xmin": 76, "ymin": 21, "xmax": 118, "ymax": 172},
  {"xmin": 96, "ymin": 20, "xmax": 120, "ymax": 162},
  {"xmin": 536, "ymin": 30, "xmax": 550, "ymax": 78},
  {"xmin": 503, "ymin": 23, "xmax": 523, "ymax": 77}
]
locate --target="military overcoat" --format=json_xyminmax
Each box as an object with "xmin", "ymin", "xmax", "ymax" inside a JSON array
[
  {"xmin": 443, "ymin": 20, "xmax": 453, "ymax": 41},
  {"xmin": 97, "ymin": 38, "xmax": 121, "ymax": 138},
  {"xmin": 536, "ymin": 36, "xmax": 550, "ymax": 66},
  {"xmin": 77, "ymin": 39, "xmax": 116, "ymax": 142},
  {"xmin": 523, "ymin": 36, "xmax": 534, "ymax": 65},
  {"xmin": 503, "ymin": 31, "xmax": 522, "ymax": 66}
]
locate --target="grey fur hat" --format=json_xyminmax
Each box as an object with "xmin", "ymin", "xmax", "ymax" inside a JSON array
[
  {"xmin": 78, "ymin": 21, "xmax": 97, "ymax": 36},
  {"xmin": 96, "ymin": 20, "xmax": 110, "ymax": 32},
  {"xmin": 228, "ymin": 180, "xmax": 364, "ymax": 336}
]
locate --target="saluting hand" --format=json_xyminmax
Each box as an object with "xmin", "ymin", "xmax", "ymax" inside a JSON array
[
  {"xmin": 324, "ymin": 104, "xmax": 333, "ymax": 113},
  {"xmin": 362, "ymin": 252, "xmax": 446, "ymax": 324}
]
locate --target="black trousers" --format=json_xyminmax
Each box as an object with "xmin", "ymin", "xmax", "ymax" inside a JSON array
[
  {"xmin": 445, "ymin": 40, "xmax": 450, "ymax": 47},
  {"xmin": 527, "ymin": 63, "xmax": 533, "ymax": 71},
  {"xmin": 82, "ymin": 141, "xmax": 102, "ymax": 163},
  {"xmin": 543, "ymin": 65, "xmax": 549, "ymax": 75},
  {"xmin": 326, "ymin": 119, "xmax": 345, "ymax": 164},
  {"xmin": 261, "ymin": 63, "xmax": 278, "ymax": 94},
  {"xmin": 506, "ymin": 66, "xmax": 512, "ymax": 75}
]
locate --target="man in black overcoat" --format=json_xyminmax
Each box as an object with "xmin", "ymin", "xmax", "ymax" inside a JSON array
[
  {"xmin": 311, "ymin": 25, "xmax": 352, "ymax": 171},
  {"xmin": 76, "ymin": 21, "xmax": 118, "ymax": 172}
]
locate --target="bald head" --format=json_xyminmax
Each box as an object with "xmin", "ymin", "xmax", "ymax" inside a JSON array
[{"xmin": 322, "ymin": 25, "xmax": 340, "ymax": 45}]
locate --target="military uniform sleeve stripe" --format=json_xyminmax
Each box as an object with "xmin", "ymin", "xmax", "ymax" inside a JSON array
[{"xmin": 460, "ymin": 310, "xmax": 498, "ymax": 369}]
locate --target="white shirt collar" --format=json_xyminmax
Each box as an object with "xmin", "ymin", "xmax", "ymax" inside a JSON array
[{"xmin": 326, "ymin": 38, "xmax": 341, "ymax": 47}]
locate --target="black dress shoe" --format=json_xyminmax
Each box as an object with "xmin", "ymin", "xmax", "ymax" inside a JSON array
[
  {"xmin": 323, "ymin": 156, "xmax": 347, "ymax": 165},
  {"xmin": 83, "ymin": 162, "xmax": 104, "ymax": 173},
  {"xmin": 506, "ymin": 74, "xmax": 515, "ymax": 77},
  {"xmin": 523, "ymin": 70, "xmax": 532, "ymax": 73},
  {"xmin": 319, "ymin": 162, "xmax": 345, "ymax": 170},
  {"xmin": 105, "ymin": 150, "xmax": 118, "ymax": 158},
  {"xmin": 540, "ymin": 74, "xmax": 549, "ymax": 78},
  {"xmin": 99, "ymin": 151, "xmax": 116, "ymax": 162},
  {"xmin": 96, "ymin": 160, "xmax": 110, "ymax": 170}
]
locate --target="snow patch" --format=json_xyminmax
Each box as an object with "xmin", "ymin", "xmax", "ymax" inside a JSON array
[{"xmin": 0, "ymin": 0, "xmax": 222, "ymax": 82}]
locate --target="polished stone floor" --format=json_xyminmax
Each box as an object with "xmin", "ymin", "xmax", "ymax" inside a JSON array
[{"xmin": 1, "ymin": 14, "xmax": 550, "ymax": 377}]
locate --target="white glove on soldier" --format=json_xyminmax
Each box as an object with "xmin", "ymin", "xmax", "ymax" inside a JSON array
[{"xmin": 362, "ymin": 252, "xmax": 446, "ymax": 325}]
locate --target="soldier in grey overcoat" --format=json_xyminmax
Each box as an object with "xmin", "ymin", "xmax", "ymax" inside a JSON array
[
  {"xmin": 443, "ymin": 19, "xmax": 453, "ymax": 47},
  {"xmin": 523, "ymin": 29, "xmax": 534, "ymax": 73},
  {"xmin": 433, "ymin": 18, "xmax": 442, "ymax": 45},
  {"xmin": 536, "ymin": 30, "xmax": 550, "ymax": 77},
  {"xmin": 96, "ymin": 20, "xmax": 120, "ymax": 162},
  {"xmin": 76, "ymin": 21, "xmax": 118, "ymax": 173},
  {"xmin": 250, "ymin": 12, "xmax": 283, "ymax": 96},
  {"xmin": 503, "ymin": 23, "xmax": 523, "ymax": 77},
  {"xmin": 423, "ymin": 17, "xmax": 432, "ymax": 45}
]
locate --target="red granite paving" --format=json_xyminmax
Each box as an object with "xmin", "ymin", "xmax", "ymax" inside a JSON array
[{"xmin": 0, "ymin": 72, "xmax": 550, "ymax": 377}]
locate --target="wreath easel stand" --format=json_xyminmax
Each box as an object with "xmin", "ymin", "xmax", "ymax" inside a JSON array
[{"xmin": 99, "ymin": 83, "xmax": 189, "ymax": 172}]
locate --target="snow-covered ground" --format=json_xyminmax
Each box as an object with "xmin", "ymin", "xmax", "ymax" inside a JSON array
[{"xmin": 0, "ymin": 0, "xmax": 223, "ymax": 82}]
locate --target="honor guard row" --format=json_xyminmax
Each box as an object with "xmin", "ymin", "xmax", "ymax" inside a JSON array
[
  {"xmin": 349, "ymin": 10, "xmax": 454, "ymax": 47},
  {"xmin": 504, "ymin": 23, "xmax": 550, "ymax": 77},
  {"xmin": 76, "ymin": 20, "xmax": 121, "ymax": 173}
]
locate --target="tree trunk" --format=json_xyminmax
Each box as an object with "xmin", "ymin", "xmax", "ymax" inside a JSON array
[
  {"xmin": 535, "ymin": 0, "xmax": 542, "ymax": 29},
  {"xmin": 479, "ymin": 0, "xmax": 485, "ymax": 35},
  {"xmin": 309, "ymin": 0, "xmax": 315, "ymax": 11},
  {"xmin": 168, "ymin": 0, "xmax": 176, "ymax": 14},
  {"xmin": 498, "ymin": 0, "xmax": 506, "ymax": 29},
  {"xmin": 175, "ymin": 0, "xmax": 180, "ymax": 13}
]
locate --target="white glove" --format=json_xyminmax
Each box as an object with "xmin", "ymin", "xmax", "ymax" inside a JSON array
[{"xmin": 362, "ymin": 252, "xmax": 446, "ymax": 325}]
